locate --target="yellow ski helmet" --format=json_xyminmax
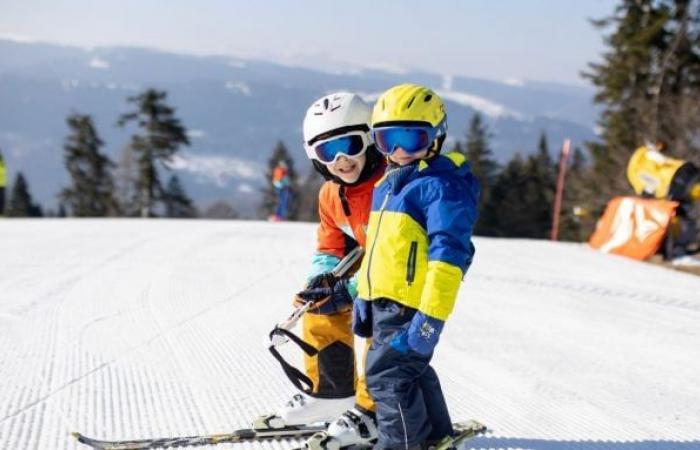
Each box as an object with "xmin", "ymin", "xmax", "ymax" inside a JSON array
[{"xmin": 371, "ymin": 84, "xmax": 446, "ymax": 127}]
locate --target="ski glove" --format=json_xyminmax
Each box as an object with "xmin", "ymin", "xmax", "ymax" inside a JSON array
[
  {"xmin": 352, "ymin": 298, "xmax": 373, "ymax": 338},
  {"xmin": 390, "ymin": 311, "xmax": 445, "ymax": 356},
  {"xmin": 295, "ymin": 273, "xmax": 353, "ymax": 315}
]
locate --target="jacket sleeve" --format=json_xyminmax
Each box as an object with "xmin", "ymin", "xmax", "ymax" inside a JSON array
[
  {"xmin": 418, "ymin": 179, "xmax": 478, "ymax": 321},
  {"xmin": 308, "ymin": 183, "xmax": 346, "ymax": 279}
]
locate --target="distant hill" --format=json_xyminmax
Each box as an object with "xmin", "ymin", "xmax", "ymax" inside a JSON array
[{"xmin": 0, "ymin": 39, "xmax": 599, "ymax": 215}]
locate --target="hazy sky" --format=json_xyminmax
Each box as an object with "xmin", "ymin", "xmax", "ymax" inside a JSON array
[{"xmin": 0, "ymin": 0, "xmax": 616, "ymax": 85}]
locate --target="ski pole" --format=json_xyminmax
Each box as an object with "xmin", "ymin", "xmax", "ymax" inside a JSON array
[{"xmin": 270, "ymin": 246, "xmax": 364, "ymax": 347}]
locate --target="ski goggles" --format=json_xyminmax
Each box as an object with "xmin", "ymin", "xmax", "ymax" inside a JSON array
[
  {"xmin": 306, "ymin": 131, "xmax": 370, "ymax": 165},
  {"xmin": 373, "ymin": 120, "xmax": 447, "ymax": 155}
]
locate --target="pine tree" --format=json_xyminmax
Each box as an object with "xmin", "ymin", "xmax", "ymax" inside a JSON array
[
  {"xmin": 118, "ymin": 89, "xmax": 190, "ymax": 217},
  {"xmin": 524, "ymin": 132, "xmax": 557, "ymax": 238},
  {"xmin": 163, "ymin": 175, "xmax": 197, "ymax": 218},
  {"xmin": 483, "ymin": 134, "xmax": 557, "ymax": 239},
  {"xmin": 558, "ymin": 147, "xmax": 592, "ymax": 241},
  {"xmin": 114, "ymin": 146, "xmax": 139, "ymax": 216},
  {"xmin": 7, "ymin": 173, "xmax": 43, "ymax": 217},
  {"xmin": 259, "ymin": 141, "xmax": 300, "ymax": 220},
  {"xmin": 481, "ymin": 154, "xmax": 531, "ymax": 237},
  {"xmin": 582, "ymin": 0, "xmax": 700, "ymax": 211},
  {"xmin": 60, "ymin": 113, "xmax": 117, "ymax": 217},
  {"xmin": 462, "ymin": 113, "xmax": 499, "ymax": 235}
]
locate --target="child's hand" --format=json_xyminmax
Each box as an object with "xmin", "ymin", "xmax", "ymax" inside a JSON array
[
  {"xmin": 406, "ymin": 311, "xmax": 445, "ymax": 355},
  {"xmin": 295, "ymin": 277, "xmax": 353, "ymax": 314}
]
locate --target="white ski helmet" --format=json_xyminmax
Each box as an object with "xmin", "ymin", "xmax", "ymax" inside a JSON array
[{"xmin": 302, "ymin": 92, "xmax": 372, "ymax": 161}]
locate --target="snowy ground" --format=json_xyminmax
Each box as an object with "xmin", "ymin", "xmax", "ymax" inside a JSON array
[{"xmin": 1, "ymin": 219, "xmax": 699, "ymax": 450}]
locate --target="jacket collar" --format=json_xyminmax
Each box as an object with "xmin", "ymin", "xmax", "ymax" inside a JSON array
[{"xmin": 378, "ymin": 152, "xmax": 468, "ymax": 194}]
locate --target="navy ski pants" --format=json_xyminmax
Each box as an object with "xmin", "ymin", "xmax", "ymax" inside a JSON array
[{"xmin": 365, "ymin": 299, "xmax": 453, "ymax": 449}]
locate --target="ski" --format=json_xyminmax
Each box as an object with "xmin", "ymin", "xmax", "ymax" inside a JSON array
[
  {"xmin": 431, "ymin": 420, "xmax": 487, "ymax": 450},
  {"xmin": 297, "ymin": 420, "xmax": 487, "ymax": 450},
  {"xmin": 72, "ymin": 420, "xmax": 329, "ymax": 450}
]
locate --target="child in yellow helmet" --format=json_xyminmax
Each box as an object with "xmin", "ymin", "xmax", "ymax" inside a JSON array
[{"xmin": 353, "ymin": 84, "xmax": 480, "ymax": 449}]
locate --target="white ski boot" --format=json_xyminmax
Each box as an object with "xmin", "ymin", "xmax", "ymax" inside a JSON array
[
  {"xmin": 253, "ymin": 393, "xmax": 354, "ymax": 429},
  {"xmin": 305, "ymin": 408, "xmax": 378, "ymax": 450}
]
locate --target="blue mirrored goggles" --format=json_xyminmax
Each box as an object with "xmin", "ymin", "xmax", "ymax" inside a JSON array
[
  {"xmin": 373, "ymin": 121, "xmax": 447, "ymax": 155},
  {"xmin": 306, "ymin": 132, "xmax": 370, "ymax": 164}
]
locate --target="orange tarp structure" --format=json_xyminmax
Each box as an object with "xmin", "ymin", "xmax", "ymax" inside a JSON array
[{"xmin": 589, "ymin": 196, "xmax": 678, "ymax": 260}]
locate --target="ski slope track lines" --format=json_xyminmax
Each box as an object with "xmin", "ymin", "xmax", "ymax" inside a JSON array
[{"xmin": 0, "ymin": 219, "xmax": 698, "ymax": 450}]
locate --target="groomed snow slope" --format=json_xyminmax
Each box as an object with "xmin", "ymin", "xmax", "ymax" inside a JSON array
[{"xmin": 1, "ymin": 219, "xmax": 699, "ymax": 450}]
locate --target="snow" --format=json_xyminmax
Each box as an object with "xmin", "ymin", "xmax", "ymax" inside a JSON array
[
  {"xmin": 354, "ymin": 88, "xmax": 519, "ymax": 119},
  {"xmin": 0, "ymin": 33, "xmax": 37, "ymax": 43},
  {"xmin": 187, "ymin": 129, "xmax": 208, "ymax": 139},
  {"xmin": 88, "ymin": 57, "xmax": 110, "ymax": 70},
  {"xmin": 1, "ymin": 219, "xmax": 699, "ymax": 450},
  {"xmin": 435, "ymin": 89, "xmax": 520, "ymax": 119},
  {"xmin": 502, "ymin": 78, "xmax": 526, "ymax": 87},
  {"xmin": 225, "ymin": 82, "xmax": 252, "ymax": 96},
  {"xmin": 166, "ymin": 153, "xmax": 261, "ymax": 187}
]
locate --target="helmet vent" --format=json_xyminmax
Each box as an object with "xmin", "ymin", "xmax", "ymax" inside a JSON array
[
  {"xmin": 406, "ymin": 96, "xmax": 415, "ymax": 109},
  {"xmin": 424, "ymin": 94, "xmax": 432, "ymax": 102},
  {"xmin": 323, "ymin": 98, "xmax": 330, "ymax": 110}
]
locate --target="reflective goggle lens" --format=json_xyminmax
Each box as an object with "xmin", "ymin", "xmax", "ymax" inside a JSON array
[
  {"xmin": 373, "ymin": 127, "xmax": 432, "ymax": 155},
  {"xmin": 314, "ymin": 135, "xmax": 366, "ymax": 163}
]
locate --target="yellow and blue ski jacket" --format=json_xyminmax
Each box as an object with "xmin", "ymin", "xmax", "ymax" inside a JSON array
[{"xmin": 356, "ymin": 152, "xmax": 479, "ymax": 322}]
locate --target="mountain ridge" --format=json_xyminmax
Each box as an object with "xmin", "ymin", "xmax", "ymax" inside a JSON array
[{"xmin": 0, "ymin": 39, "xmax": 599, "ymax": 213}]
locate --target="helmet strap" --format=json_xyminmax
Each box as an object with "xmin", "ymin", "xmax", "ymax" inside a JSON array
[{"xmin": 423, "ymin": 134, "xmax": 446, "ymax": 161}]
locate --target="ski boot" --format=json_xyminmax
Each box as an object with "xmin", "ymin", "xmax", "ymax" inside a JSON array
[
  {"xmin": 305, "ymin": 408, "xmax": 377, "ymax": 450},
  {"xmin": 252, "ymin": 393, "xmax": 354, "ymax": 429}
]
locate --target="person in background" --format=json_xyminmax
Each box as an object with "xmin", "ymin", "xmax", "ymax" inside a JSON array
[
  {"xmin": 271, "ymin": 160, "xmax": 291, "ymax": 221},
  {"xmin": 0, "ymin": 149, "xmax": 6, "ymax": 216}
]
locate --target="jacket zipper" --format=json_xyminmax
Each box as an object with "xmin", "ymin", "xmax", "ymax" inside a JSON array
[
  {"xmin": 339, "ymin": 186, "xmax": 351, "ymax": 217},
  {"xmin": 406, "ymin": 241, "xmax": 417, "ymax": 286},
  {"xmin": 366, "ymin": 192, "xmax": 391, "ymax": 298}
]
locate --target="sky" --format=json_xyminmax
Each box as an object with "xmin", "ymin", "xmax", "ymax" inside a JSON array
[{"xmin": 0, "ymin": 0, "xmax": 616, "ymax": 85}]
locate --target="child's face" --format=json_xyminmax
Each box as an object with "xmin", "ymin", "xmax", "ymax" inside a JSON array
[
  {"xmin": 388, "ymin": 147, "xmax": 429, "ymax": 166},
  {"xmin": 327, "ymin": 153, "xmax": 366, "ymax": 183}
]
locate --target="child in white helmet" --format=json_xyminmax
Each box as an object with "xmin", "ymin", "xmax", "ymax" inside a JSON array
[{"xmin": 258, "ymin": 93, "xmax": 386, "ymax": 450}]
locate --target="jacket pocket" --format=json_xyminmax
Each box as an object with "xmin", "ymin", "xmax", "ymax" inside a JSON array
[{"xmin": 406, "ymin": 241, "xmax": 417, "ymax": 285}]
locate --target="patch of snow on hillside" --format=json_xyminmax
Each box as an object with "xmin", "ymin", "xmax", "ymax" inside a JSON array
[
  {"xmin": 60, "ymin": 79, "xmax": 80, "ymax": 91},
  {"xmin": 503, "ymin": 77, "xmax": 525, "ymax": 87},
  {"xmin": 436, "ymin": 89, "xmax": 521, "ymax": 118},
  {"xmin": 187, "ymin": 129, "xmax": 207, "ymax": 139},
  {"xmin": 88, "ymin": 57, "xmax": 110, "ymax": 69},
  {"xmin": 442, "ymin": 74, "xmax": 454, "ymax": 91},
  {"xmin": 357, "ymin": 78, "xmax": 519, "ymax": 119},
  {"xmin": 167, "ymin": 153, "xmax": 260, "ymax": 187},
  {"xmin": 225, "ymin": 81, "xmax": 252, "ymax": 96},
  {"xmin": 354, "ymin": 91, "xmax": 382, "ymax": 102},
  {"xmin": 361, "ymin": 62, "xmax": 408, "ymax": 75},
  {"xmin": 0, "ymin": 32, "xmax": 37, "ymax": 43},
  {"xmin": 238, "ymin": 183, "xmax": 254, "ymax": 193}
]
